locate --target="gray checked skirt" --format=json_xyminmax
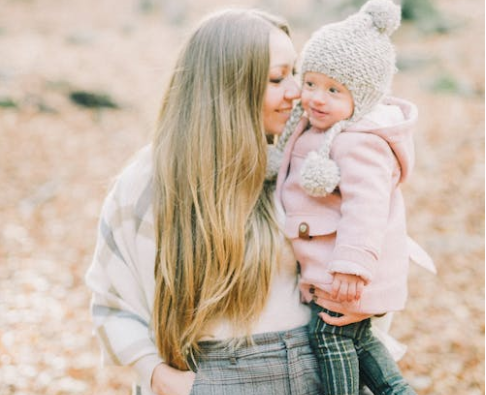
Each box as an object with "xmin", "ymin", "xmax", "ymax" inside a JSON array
[{"xmin": 189, "ymin": 325, "xmax": 323, "ymax": 395}]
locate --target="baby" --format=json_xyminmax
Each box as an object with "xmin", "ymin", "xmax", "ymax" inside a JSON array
[{"xmin": 268, "ymin": 1, "xmax": 434, "ymax": 394}]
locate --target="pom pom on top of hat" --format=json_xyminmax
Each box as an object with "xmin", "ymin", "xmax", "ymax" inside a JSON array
[{"xmin": 361, "ymin": 0, "xmax": 401, "ymax": 36}]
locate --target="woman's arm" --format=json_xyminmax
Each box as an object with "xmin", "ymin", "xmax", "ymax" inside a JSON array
[
  {"xmin": 86, "ymin": 148, "xmax": 197, "ymax": 393},
  {"xmin": 328, "ymin": 131, "xmax": 396, "ymax": 282},
  {"xmin": 85, "ymin": 179, "xmax": 168, "ymax": 391}
]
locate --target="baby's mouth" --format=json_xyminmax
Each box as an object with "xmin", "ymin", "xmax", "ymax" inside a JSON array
[{"xmin": 310, "ymin": 108, "xmax": 328, "ymax": 117}]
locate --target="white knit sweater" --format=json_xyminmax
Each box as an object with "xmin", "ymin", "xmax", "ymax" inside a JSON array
[{"xmin": 85, "ymin": 145, "xmax": 310, "ymax": 394}]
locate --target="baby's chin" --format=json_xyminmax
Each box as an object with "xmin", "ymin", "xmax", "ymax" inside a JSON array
[{"xmin": 308, "ymin": 118, "xmax": 333, "ymax": 131}]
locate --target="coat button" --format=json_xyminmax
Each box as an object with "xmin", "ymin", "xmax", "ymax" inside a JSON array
[{"xmin": 298, "ymin": 222, "xmax": 311, "ymax": 239}]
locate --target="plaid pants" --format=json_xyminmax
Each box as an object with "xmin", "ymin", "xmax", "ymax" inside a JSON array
[
  {"xmin": 187, "ymin": 325, "xmax": 323, "ymax": 395},
  {"xmin": 309, "ymin": 303, "xmax": 417, "ymax": 395}
]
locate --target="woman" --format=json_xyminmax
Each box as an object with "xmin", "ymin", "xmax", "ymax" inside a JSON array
[{"xmin": 86, "ymin": 8, "xmax": 368, "ymax": 395}]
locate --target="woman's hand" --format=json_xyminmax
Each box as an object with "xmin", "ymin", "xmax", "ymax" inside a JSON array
[
  {"xmin": 318, "ymin": 309, "xmax": 372, "ymax": 327},
  {"xmin": 151, "ymin": 363, "xmax": 196, "ymax": 395},
  {"xmin": 309, "ymin": 286, "xmax": 372, "ymax": 326}
]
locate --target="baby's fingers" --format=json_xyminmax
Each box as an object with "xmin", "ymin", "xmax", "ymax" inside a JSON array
[
  {"xmin": 331, "ymin": 278, "xmax": 341, "ymax": 300},
  {"xmin": 335, "ymin": 281, "xmax": 351, "ymax": 303},
  {"xmin": 355, "ymin": 281, "xmax": 364, "ymax": 300},
  {"xmin": 347, "ymin": 281, "xmax": 356, "ymax": 302}
]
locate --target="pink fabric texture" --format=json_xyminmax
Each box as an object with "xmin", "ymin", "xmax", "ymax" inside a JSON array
[{"xmin": 276, "ymin": 96, "xmax": 425, "ymax": 315}]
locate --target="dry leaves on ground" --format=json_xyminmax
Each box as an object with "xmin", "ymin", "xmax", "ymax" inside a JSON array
[{"xmin": 0, "ymin": 0, "xmax": 484, "ymax": 394}]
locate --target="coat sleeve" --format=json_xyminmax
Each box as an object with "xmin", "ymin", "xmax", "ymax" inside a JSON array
[
  {"xmin": 85, "ymin": 183, "xmax": 163, "ymax": 391},
  {"xmin": 327, "ymin": 132, "xmax": 397, "ymax": 282}
]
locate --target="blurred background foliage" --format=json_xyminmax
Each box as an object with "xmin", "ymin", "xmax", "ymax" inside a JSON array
[{"xmin": 0, "ymin": 0, "xmax": 483, "ymax": 394}]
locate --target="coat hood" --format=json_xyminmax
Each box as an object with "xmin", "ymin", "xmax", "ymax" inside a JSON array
[{"xmin": 345, "ymin": 96, "xmax": 418, "ymax": 183}]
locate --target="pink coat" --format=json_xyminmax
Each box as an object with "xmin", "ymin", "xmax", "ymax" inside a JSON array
[{"xmin": 276, "ymin": 96, "xmax": 426, "ymax": 315}]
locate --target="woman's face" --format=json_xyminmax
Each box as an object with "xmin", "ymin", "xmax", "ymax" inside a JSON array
[{"xmin": 263, "ymin": 29, "xmax": 300, "ymax": 136}]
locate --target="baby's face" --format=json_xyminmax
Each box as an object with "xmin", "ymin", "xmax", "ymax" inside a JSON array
[{"xmin": 301, "ymin": 72, "xmax": 354, "ymax": 131}]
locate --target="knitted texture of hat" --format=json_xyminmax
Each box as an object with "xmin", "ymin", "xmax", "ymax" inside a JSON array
[
  {"xmin": 301, "ymin": 0, "xmax": 400, "ymax": 120},
  {"xmin": 296, "ymin": 0, "xmax": 401, "ymax": 196}
]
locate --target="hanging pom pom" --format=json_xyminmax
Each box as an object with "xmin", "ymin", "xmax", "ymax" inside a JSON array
[
  {"xmin": 300, "ymin": 151, "xmax": 340, "ymax": 197},
  {"xmin": 361, "ymin": 0, "xmax": 401, "ymax": 36}
]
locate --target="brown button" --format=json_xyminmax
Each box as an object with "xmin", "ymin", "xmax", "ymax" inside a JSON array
[{"xmin": 298, "ymin": 222, "xmax": 311, "ymax": 239}]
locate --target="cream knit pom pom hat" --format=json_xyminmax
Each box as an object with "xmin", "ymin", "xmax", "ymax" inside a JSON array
[
  {"xmin": 267, "ymin": 0, "xmax": 401, "ymax": 196},
  {"xmin": 301, "ymin": 0, "xmax": 401, "ymax": 120}
]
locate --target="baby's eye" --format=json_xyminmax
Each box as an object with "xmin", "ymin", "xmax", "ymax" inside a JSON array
[
  {"xmin": 329, "ymin": 87, "xmax": 339, "ymax": 93},
  {"xmin": 305, "ymin": 81, "xmax": 315, "ymax": 88}
]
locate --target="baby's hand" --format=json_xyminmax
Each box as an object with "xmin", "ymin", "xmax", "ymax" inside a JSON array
[{"xmin": 331, "ymin": 273, "xmax": 365, "ymax": 302}]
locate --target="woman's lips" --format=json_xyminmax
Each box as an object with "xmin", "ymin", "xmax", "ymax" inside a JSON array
[
  {"xmin": 277, "ymin": 107, "xmax": 292, "ymax": 115},
  {"xmin": 276, "ymin": 107, "xmax": 292, "ymax": 120}
]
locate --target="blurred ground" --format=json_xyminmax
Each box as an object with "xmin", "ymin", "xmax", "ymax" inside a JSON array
[{"xmin": 0, "ymin": 0, "xmax": 484, "ymax": 394}]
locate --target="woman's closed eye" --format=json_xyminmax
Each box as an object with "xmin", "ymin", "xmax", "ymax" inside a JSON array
[{"xmin": 270, "ymin": 77, "xmax": 284, "ymax": 84}]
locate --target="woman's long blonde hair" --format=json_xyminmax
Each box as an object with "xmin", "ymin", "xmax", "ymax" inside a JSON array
[{"xmin": 152, "ymin": 9, "xmax": 290, "ymax": 370}]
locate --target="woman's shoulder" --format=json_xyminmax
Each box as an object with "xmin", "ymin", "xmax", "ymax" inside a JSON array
[{"xmin": 111, "ymin": 144, "xmax": 154, "ymax": 206}]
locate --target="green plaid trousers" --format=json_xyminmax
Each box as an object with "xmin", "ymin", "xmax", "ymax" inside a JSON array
[{"xmin": 309, "ymin": 303, "xmax": 417, "ymax": 395}]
